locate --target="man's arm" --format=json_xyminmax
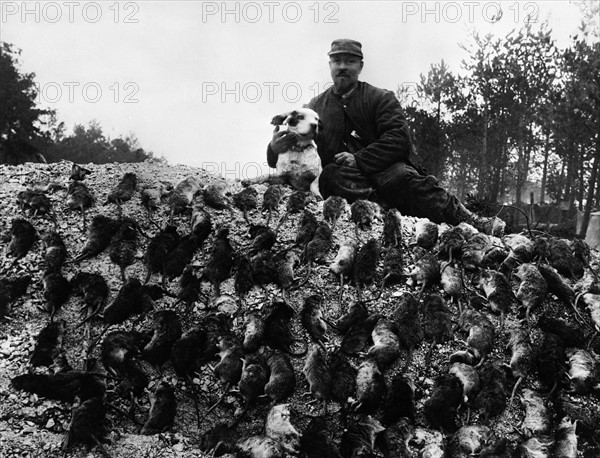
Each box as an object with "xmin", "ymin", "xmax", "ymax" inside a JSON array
[{"xmin": 352, "ymin": 89, "xmax": 413, "ymax": 176}]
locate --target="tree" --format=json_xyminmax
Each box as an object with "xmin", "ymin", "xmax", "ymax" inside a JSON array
[
  {"xmin": 0, "ymin": 42, "xmax": 54, "ymax": 164},
  {"xmin": 44, "ymin": 120, "xmax": 156, "ymax": 164},
  {"xmin": 417, "ymin": 60, "xmax": 457, "ymax": 179}
]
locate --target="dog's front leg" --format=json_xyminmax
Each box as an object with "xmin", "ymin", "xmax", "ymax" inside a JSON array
[{"xmin": 242, "ymin": 174, "xmax": 289, "ymax": 187}]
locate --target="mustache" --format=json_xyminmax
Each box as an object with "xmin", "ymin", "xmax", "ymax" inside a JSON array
[{"xmin": 336, "ymin": 71, "xmax": 349, "ymax": 77}]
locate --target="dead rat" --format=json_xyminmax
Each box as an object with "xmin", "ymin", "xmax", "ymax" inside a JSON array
[
  {"xmin": 232, "ymin": 352, "xmax": 269, "ymax": 425},
  {"xmin": 168, "ymin": 176, "xmax": 203, "ymax": 223},
  {"xmin": 101, "ymin": 277, "xmax": 156, "ymax": 327},
  {"xmin": 506, "ymin": 325, "xmax": 533, "ymax": 405},
  {"xmin": 62, "ymin": 397, "xmax": 110, "ymax": 457},
  {"xmin": 274, "ymin": 249, "xmax": 300, "ymax": 302},
  {"xmin": 409, "ymin": 253, "xmax": 440, "ymax": 299},
  {"xmin": 423, "ymin": 372, "xmax": 463, "ymax": 433},
  {"xmin": 472, "ymin": 360, "xmax": 509, "ymax": 420},
  {"xmin": 364, "ymin": 318, "xmax": 401, "ymax": 370},
  {"xmin": 140, "ymin": 380, "xmax": 177, "ymax": 435},
  {"xmin": 265, "ymin": 403, "xmax": 301, "ymax": 455},
  {"xmin": 242, "ymin": 311, "xmax": 265, "ymax": 353},
  {"xmin": 327, "ymin": 349, "xmax": 357, "ymax": 410},
  {"xmin": 204, "ymin": 335, "xmax": 244, "ymax": 416},
  {"xmin": 339, "ymin": 414, "xmax": 385, "ymax": 458},
  {"xmin": 0, "ymin": 275, "xmax": 31, "ymax": 318},
  {"xmin": 479, "ymin": 269, "xmax": 513, "ymax": 330},
  {"xmin": 449, "ymin": 362, "xmax": 480, "ymax": 421},
  {"xmin": 452, "ymin": 307, "xmax": 495, "ymax": 367},
  {"xmin": 66, "ymin": 180, "xmax": 94, "ymax": 232},
  {"xmin": 275, "ymin": 190, "xmax": 311, "ymax": 234},
  {"xmin": 367, "ymin": 244, "xmax": 404, "ymax": 302},
  {"xmin": 264, "ymin": 349, "xmax": 296, "ymax": 405},
  {"xmin": 232, "ymin": 186, "xmax": 258, "ymax": 225},
  {"xmin": 438, "ymin": 225, "xmax": 466, "ymax": 262},
  {"xmin": 70, "ymin": 162, "xmax": 91, "ymax": 181},
  {"xmin": 520, "ymin": 388, "xmax": 551, "ymax": 437},
  {"xmin": 68, "ymin": 215, "xmax": 119, "ymax": 264},
  {"xmin": 6, "ymin": 217, "xmax": 36, "ymax": 263},
  {"xmin": 41, "ymin": 230, "xmax": 67, "ymax": 271},
  {"xmin": 261, "ymin": 183, "xmax": 287, "ymax": 227},
  {"xmin": 354, "ymin": 358, "xmax": 385, "ymax": 414},
  {"xmin": 299, "ymin": 416, "xmax": 342, "ymax": 458},
  {"xmin": 264, "ymin": 300, "xmax": 307, "ymax": 356},
  {"xmin": 414, "ymin": 219, "xmax": 438, "ymax": 250},
  {"xmin": 333, "ymin": 300, "xmax": 368, "ymax": 336},
  {"xmin": 40, "ymin": 269, "xmax": 71, "ymax": 320},
  {"xmin": 566, "ymin": 348, "xmax": 598, "ymax": 394},
  {"xmin": 70, "ymin": 272, "xmax": 109, "ymax": 324},
  {"xmin": 202, "ymin": 225, "xmax": 235, "ymax": 297},
  {"xmin": 381, "ymin": 208, "xmax": 403, "ymax": 248},
  {"xmin": 350, "ymin": 199, "xmax": 380, "ymax": 240},
  {"xmin": 295, "ymin": 210, "xmax": 318, "ymax": 249},
  {"xmin": 382, "ymin": 374, "xmax": 415, "ymax": 426},
  {"xmin": 340, "ymin": 313, "xmax": 381, "ymax": 356},
  {"xmin": 421, "ymin": 294, "xmax": 453, "ymax": 368},
  {"xmin": 329, "ymin": 242, "xmax": 357, "ymax": 304},
  {"xmin": 391, "ymin": 292, "xmax": 424, "ymax": 371},
  {"xmin": 108, "ymin": 217, "xmax": 139, "ymax": 283},
  {"xmin": 204, "ymin": 180, "xmax": 231, "ymax": 210},
  {"xmin": 162, "ymin": 233, "xmax": 200, "ymax": 286},
  {"xmin": 352, "ymin": 238, "xmax": 381, "ymax": 300},
  {"xmin": 553, "ymin": 416, "xmax": 578, "ymax": 458},
  {"xmin": 296, "ymin": 221, "xmax": 334, "ymax": 289},
  {"xmin": 323, "ymin": 195, "xmax": 347, "ymax": 230},
  {"xmin": 140, "ymin": 182, "xmax": 170, "ymax": 221},
  {"xmin": 144, "ymin": 224, "xmax": 180, "ymax": 285},
  {"xmin": 142, "ymin": 310, "xmax": 182, "ymax": 369},
  {"xmin": 301, "ymin": 294, "xmax": 328, "ymax": 351},
  {"xmin": 106, "ymin": 172, "xmax": 137, "ymax": 216},
  {"xmin": 30, "ymin": 320, "xmax": 66, "ymax": 368},
  {"xmin": 303, "ymin": 344, "xmax": 331, "ymax": 414},
  {"xmin": 440, "ymin": 260, "xmax": 463, "ymax": 312},
  {"xmin": 190, "ymin": 204, "xmax": 212, "ymax": 243},
  {"xmin": 535, "ymin": 331, "xmax": 566, "ymax": 396},
  {"xmin": 514, "ymin": 263, "xmax": 547, "ymax": 324}
]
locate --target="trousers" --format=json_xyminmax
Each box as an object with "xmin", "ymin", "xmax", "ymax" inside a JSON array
[{"xmin": 318, "ymin": 162, "xmax": 463, "ymax": 225}]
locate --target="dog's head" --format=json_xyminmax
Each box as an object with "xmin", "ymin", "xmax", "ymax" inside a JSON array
[{"xmin": 271, "ymin": 108, "xmax": 322, "ymax": 140}]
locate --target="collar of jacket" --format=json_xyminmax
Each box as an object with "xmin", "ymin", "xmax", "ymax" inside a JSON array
[{"xmin": 333, "ymin": 83, "xmax": 359, "ymax": 100}]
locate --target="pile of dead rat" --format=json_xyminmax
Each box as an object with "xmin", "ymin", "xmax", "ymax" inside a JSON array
[{"xmin": 1, "ymin": 159, "xmax": 600, "ymax": 458}]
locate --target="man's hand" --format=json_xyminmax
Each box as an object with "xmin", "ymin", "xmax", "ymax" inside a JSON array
[
  {"xmin": 269, "ymin": 129, "xmax": 299, "ymax": 155},
  {"xmin": 334, "ymin": 152, "xmax": 357, "ymax": 167}
]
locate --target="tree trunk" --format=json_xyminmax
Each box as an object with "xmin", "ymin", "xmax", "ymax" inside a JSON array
[
  {"xmin": 557, "ymin": 153, "xmax": 566, "ymax": 201},
  {"xmin": 577, "ymin": 144, "xmax": 586, "ymax": 211},
  {"xmin": 477, "ymin": 110, "xmax": 488, "ymax": 197},
  {"xmin": 540, "ymin": 132, "xmax": 550, "ymax": 204},
  {"xmin": 579, "ymin": 138, "xmax": 600, "ymax": 238}
]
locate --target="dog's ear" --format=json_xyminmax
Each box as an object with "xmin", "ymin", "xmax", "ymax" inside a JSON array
[{"xmin": 271, "ymin": 113, "xmax": 290, "ymax": 126}]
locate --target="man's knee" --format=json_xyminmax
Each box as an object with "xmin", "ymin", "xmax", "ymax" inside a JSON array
[{"xmin": 372, "ymin": 163, "xmax": 456, "ymax": 223}]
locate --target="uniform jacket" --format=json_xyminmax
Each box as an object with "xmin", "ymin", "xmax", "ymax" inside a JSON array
[{"xmin": 267, "ymin": 81, "xmax": 413, "ymax": 177}]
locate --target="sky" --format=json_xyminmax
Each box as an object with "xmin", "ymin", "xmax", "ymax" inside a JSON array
[{"xmin": 1, "ymin": 1, "xmax": 593, "ymax": 181}]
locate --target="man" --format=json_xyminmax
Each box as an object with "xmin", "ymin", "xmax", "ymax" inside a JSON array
[{"xmin": 267, "ymin": 39, "xmax": 505, "ymax": 236}]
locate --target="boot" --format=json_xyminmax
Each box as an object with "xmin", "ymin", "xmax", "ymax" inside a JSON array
[{"xmin": 455, "ymin": 202, "xmax": 506, "ymax": 237}]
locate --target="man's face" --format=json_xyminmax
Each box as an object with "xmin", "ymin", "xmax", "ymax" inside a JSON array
[{"xmin": 329, "ymin": 53, "xmax": 363, "ymax": 94}]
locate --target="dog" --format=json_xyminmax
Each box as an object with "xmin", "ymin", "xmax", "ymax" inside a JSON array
[{"xmin": 243, "ymin": 108, "xmax": 322, "ymax": 196}]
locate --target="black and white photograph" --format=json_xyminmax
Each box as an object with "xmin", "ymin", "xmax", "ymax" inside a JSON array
[{"xmin": 1, "ymin": 1, "xmax": 600, "ymax": 457}]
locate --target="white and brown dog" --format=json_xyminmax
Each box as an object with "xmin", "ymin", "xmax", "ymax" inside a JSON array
[{"xmin": 243, "ymin": 108, "xmax": 322, "ymax": 196}]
